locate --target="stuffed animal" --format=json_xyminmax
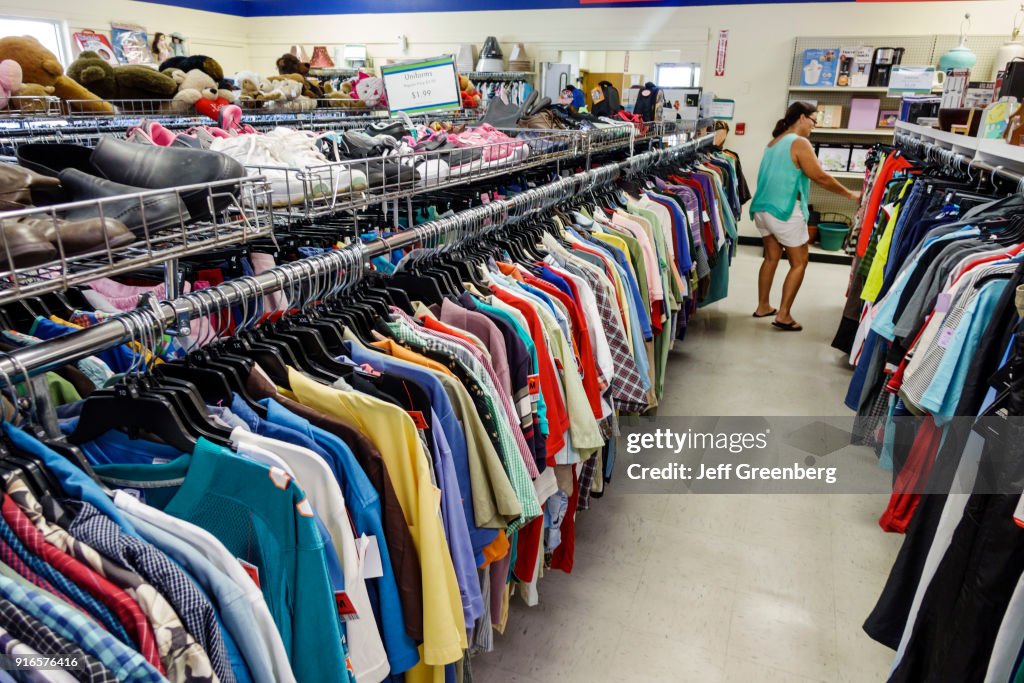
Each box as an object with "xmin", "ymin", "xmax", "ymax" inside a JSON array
[
  {"xmin": 233, "ymin": 70, "xmax": 261, "ymax": 102},
  {"xmin": 459, "ymin": 75, "xmax": 481, "ymax": 109},
  {"xmin": 169, "ymin": 67, "xmax": 239, "ymax": 122},
  {"xmin": 264, "ymin": 75, "xmax": 314, "ymax": 111},
  {"xmin": 0, "ymin": 60, "xmax": 22, "ymax": 109},
  {"xmin": 159, "ymin": 54, "xmax": 224, "ymax": 85},
  {"xmin": 67, "ymin": 51, "xmax": 178, "ymax": 101},
  {"xmin": 9, "ymin": 83, "xmax": 54, "ymax": 112},
  {"xmin": 352, "ymin": 72, "xmax": 386, "ymax": 109},
  {"xmin": 0, "ymin": 36, "xmax": 112, "ymax": 113}
]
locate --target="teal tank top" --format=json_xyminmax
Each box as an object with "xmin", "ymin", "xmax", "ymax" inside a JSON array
[{"xmin": 749, "ymin": 133, "xmax": 810, "ymax": 222}]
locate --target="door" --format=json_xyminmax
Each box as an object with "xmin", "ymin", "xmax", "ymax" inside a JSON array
[{"xmin": 541, "ymin": 63, "xmax": 573, "ymax": 101}]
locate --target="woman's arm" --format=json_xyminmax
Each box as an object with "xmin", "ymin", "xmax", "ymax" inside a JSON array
[{"xmin": 792, "ymin": 137, "xmax": 861, "ymax": 202}]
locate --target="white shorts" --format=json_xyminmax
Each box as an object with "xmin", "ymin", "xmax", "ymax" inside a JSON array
[{"xmin": 753, "ymin": 202, "xmax": 809, "ymax": 248}]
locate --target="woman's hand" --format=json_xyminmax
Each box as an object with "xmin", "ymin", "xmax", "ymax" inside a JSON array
[{"xmin": 847, "ymin": 189, "xmax": 863, "ymax": 203}]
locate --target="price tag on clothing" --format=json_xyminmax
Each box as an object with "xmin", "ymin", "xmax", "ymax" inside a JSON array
[
  {"xmin": 238, "ymin": 559, "xmax": 261, "ymax": 589},
  {"xmin": 935, "ymin": 292, "xmax": 952, "ymax": 314},
  {"xmin": 528, "ymin": 374, "xmax": 541, "ymax": 395},
  {"xmin": 702, "ymin": 210, "xmax": 711, "ymax": 224},
  {"xmin": 122, "ymin": 488, "xmax": 146, "ymax": 504},
  {"xmin": 1014, "ymin": 495, "xmax": 1024, "ymax": 528},
  {"xmin": 937, "ymin": 327, "xmax": 955, "ymax": 349},
  {"xmin": 357, "ymin": 535, "xmax": 384, "ymax": 580},
  {"xmin": 406, "ymin": 410, "xmax": 430, "ymax": 430},
  {"xmin": 334, "ymin": 591, "xmax": 360, "ymax": 621},
  {"xmin": 686, "ymin": 210, "xmax": 696, "ymax": 226}
]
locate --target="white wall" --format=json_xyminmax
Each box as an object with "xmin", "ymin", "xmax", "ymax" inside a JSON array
[
  {"xmin": 1, "ymin": 0, "xmax": 250, "ymax": 73},
  {"xmin": 5, "ymin": 0, "xmax": 1023, "ymax": 234},
  {"xmin": 244, "ymin": 1, "xmax": 1021, "ymax": 235}
]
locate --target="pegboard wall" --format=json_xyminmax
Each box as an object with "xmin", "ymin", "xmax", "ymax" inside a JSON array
[
  {"xmin": 791, "ymin": 33, "xmax": 1013, "ymax": 220},
  {"xmin": 790, "ymin": 34, "xmax": 1013, "ymax": 88}
]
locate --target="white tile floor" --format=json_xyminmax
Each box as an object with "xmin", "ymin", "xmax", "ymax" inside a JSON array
[{"xmin": 472, "ymin": 247, "xmax": 905, "ymax": 682}]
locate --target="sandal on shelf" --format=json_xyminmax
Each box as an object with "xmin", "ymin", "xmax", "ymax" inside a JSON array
[
  {"xmin": 752, "ymin": 309, "xmax": 777, "ymax": 318},
  {"xmin": 772, "ymin": 320, "xmax": 803, "ymax": 332}
]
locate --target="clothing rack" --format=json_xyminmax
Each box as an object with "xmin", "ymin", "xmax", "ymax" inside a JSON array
[
  {"xmin": 0, "ymin": 134, "xmax": 713, "ymax": 387},
  {"xmin": 894, "ymin": 127, "xmax": 1024, "ymax": 193}
]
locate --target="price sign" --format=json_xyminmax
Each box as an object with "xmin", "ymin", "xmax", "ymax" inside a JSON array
[{"xmin": 381, "ymin": 55, "xmax": 461, "ymax": 115}]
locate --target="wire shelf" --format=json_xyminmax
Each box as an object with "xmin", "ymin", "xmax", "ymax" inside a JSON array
[
  {"xmin": 0, "ymin": 176, "xmax": 274, "ymax": 305},
  {"xmin": 247, "ymin": 129, "xmax": 584, "ymax": 220}
]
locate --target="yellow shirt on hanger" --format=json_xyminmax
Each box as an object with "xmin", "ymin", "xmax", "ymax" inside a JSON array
[{"xmin": 284, "ymin": 367, "xmax": 468, "ymax": 681}]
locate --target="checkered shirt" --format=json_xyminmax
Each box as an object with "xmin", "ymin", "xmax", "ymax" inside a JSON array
[
  {"xmin": 0, "ymin": 574, "xmax": 167, "ymax": 683},
  {"xmin": 0, "ymin": 501, "xmax": 129, "ymax": 645},
  {"xmin": 0, "ymin": 596, "xmax": 118, "ymax": 682},
  {"xmin": 66, "ymin": 500, "xmax": 234, "ymax": 683}
]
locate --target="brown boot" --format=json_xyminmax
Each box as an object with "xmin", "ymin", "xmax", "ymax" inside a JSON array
[
  {"xmin": 29, "ymin": 214, "xmax": 135, "ymax": 255},
  {"xmin": 0, "ymin": 162, "xmax": 61, "ymax": 206}
]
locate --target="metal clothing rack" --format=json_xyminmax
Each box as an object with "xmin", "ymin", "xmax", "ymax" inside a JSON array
[
  {"xmin": 894, "ymin": 128, "xmax": 1024, "ymax": 193},
  {"xmin": 0, "ymin": 134, "xmax": 714, "ymax": 386}
]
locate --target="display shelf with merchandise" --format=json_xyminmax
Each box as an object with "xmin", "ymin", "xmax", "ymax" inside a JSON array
[
  {"xmin": 811, "ymin": 128, "xmax": 894, "ymax": 136},
  {"xmin": 0, "ymin": 177, "xmax": 274, "ymax": 306},
  {"xmin": 788, "ymin": 85, "xmax": 892, "ymax": 93}
]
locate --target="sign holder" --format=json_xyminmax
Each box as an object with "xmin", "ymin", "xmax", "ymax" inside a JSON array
[{"xmin": 381, "ymin": 55, "xmax": 462, "ymax": 115}]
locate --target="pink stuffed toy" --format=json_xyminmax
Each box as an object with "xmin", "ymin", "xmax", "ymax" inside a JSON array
[
  {"xmin": 0, "ymin": 59, "xmax": 23, "ymax": 109},
  {"xmin": 352, "ymin": 71, "xmax": 387, "ymax": 109}
]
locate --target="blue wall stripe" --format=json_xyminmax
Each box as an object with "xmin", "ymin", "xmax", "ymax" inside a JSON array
[{"xmin": 138, "ymin": 0, "xmax": 850, "ymax": 18}]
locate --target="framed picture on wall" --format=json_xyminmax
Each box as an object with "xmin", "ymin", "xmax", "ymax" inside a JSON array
[{"xmin": 816, "ymin": 144, "xmax": 851, "ymax": 172}]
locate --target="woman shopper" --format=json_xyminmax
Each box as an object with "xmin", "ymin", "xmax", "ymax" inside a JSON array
[{"xmin": 750, "ymin": 101, "xmax": 860, "ymax": 331}]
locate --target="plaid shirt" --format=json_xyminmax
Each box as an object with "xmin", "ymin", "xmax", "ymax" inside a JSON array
[
  {"xmin": 0, "ymin": 502, "xmax": 129, "ymax": 645},
  {"xmin": 384, "ymin": 317, "xmax": 541, "ymax": 532},
  {"xmin": 0, "ymin": 534, "xmax": 78, "ymax": 611},
  {"xmin": 66, "ymin": 500, "xmax": 234, "ymax": 683},
  {"xmin": 0, "ymin": 574, "xmax": 167, "ymax": 683},
  {"xmin": 0, "ymin": 495, "xmax": 164, "ymax": 673},
  {"xmin": 0, "ymin": 596, "xmax": 118, "ymax": 682},
  {"xmin": 561, "ymin": 258, "xmax": 649, "ymax": 414},
  {"xmin": 8, "ymin": 482, "xmax": 220, "ymax": 683}
]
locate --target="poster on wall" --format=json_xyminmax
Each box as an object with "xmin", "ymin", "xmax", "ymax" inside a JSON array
[
  {"xmin": 72, "ymin": 31, "xmax": 118, "ymax": 66},
  {"xmin": 110, "ymin": 23, "xmax": 156, "ymax": 65},
  {"xmin": 381, "ymin": 55, "xmax": 461, "ymax": 115}
]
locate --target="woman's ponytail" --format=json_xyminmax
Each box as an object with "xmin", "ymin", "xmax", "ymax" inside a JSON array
[{"xmin": 772, "ymin": 101, "xmax": 818, "ymax": 138}]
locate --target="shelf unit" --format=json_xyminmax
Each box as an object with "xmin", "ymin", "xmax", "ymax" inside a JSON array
[
  {"xmin": 832, "ymin": 171, "xmax": 866, "ymax": 180},
  {"xmin": 463, "ymin": 71, "xmax": 535, "ymax": 82},
  {"xmin": 811, "ymin": 128, "xmax": 895, "ymax": 136},
  {"xmin": 789, "ymin": 85, "xmax": 891, "ymax": 93}
]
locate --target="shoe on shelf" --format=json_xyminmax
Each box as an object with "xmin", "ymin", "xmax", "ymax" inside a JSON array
[
  {"xmin": 126, "ymin": 120, "xmax": 179, "ymax": 147},
  {"xmin": 90, "ymin": 137, "xmax": 245, "ymax": 221},
  {"xmin": 364, "ymin": 120, "xmax": 408, "ymax": 140},
  {"xmin": 0, "ymin": 218, "xmax": 56, "ymax": 268},
  {"xmin": 35, "ymin": 214, "xmax": 135, "ymax": 255},
  {"xmin": 59, "ymin": 169, "xmax": 191, "ymax": 237},
  {"xmin": 0, "ymin": 162, "xmax": 62, "ymax": 207}
]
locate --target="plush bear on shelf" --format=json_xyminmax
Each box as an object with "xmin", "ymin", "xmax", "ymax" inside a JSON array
[
  {"xmin": 265, "ymin": 75, "xmax": 315, "ymax": 111},
  {"xmin": 0, "ymin": 36, "xmax": 112, "ymax": 113},
  {"xmin": 67, "ymin": 51, "xmax": 178, "ymax": 101},
  {"xmin": 159, "ymin": 54, "xmax": 224, "ymax": 85},
  {"xmin": 9, "ymin": 83, "xmax": 55, "ymax": 113},
  {"xmin": 168, "ymin": 67, "xmax": 239, "ymax": 122}
]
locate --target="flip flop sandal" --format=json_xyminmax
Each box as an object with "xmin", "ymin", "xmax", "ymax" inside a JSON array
[
  {"xmin": 772, "ymin": 321, "xmax": 803, "ymax": 332},
  {"xmin": 752, "ymin": 309, "xmax": 777, "ymax": 318}
]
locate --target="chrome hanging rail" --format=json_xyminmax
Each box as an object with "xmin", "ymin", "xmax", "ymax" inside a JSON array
[{"xmin": 0, "ymin": 134, "xmax": 713, "ymax": 385}]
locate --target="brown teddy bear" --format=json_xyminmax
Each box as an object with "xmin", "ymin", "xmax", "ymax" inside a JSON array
[
  {"xmin": 0, "ymin": 36, "xmax": 112, "ymax": 113},
  {"xmin": 9, "ymin": 83, "xmax": 55, "ymax": 113},
  {"xmin": 67, "ymin": 50, "xmax": 178, "ymax": 101}
]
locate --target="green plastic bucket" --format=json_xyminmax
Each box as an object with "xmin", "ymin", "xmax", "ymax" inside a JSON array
[{"xmin": 818, "ymin": 222, "xmax": 849, "ymax": 251}]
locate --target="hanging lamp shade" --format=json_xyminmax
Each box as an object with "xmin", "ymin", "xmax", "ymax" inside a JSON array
[{"xmin": 939, "ymin": 13, "xmax": 977, "ymax": 72}]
